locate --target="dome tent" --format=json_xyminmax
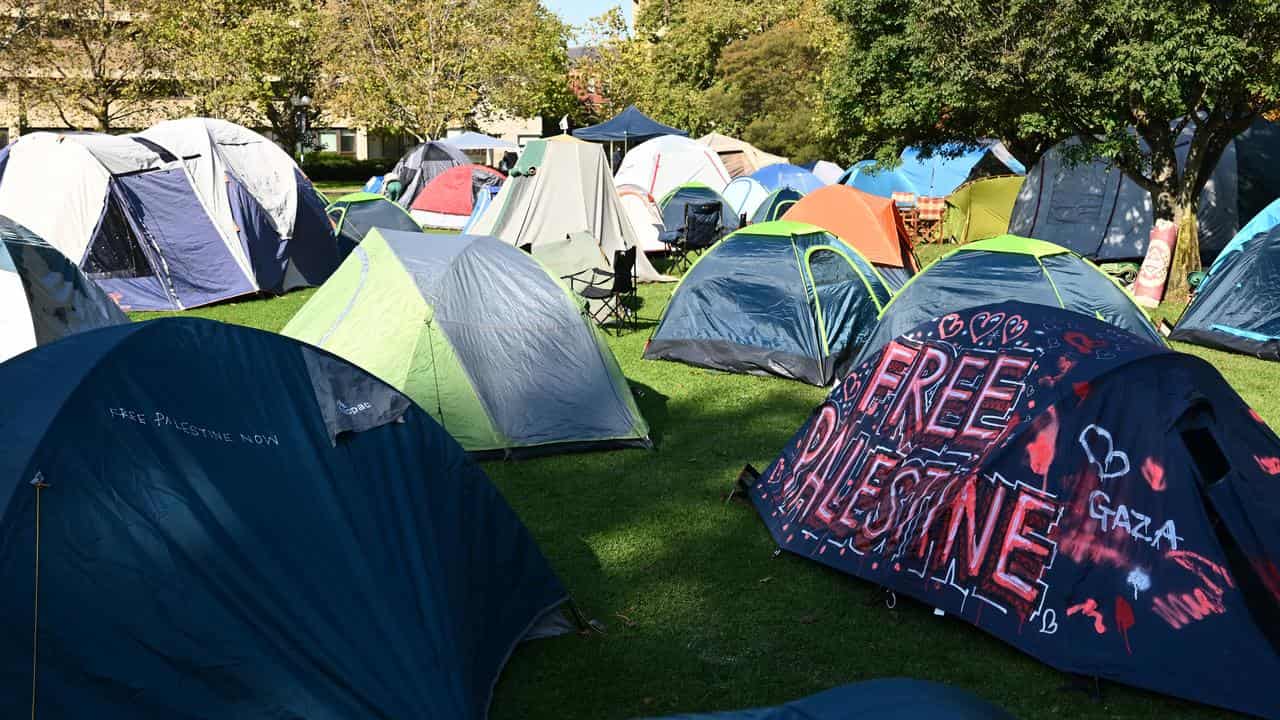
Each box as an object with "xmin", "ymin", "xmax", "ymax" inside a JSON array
[
  {"xmin": 750, "ymin": 187, "xmax": 804, "ymax": 224},
  {"xmin": 1171, "ymin": 198, "xmax": 1280, "ymax": 358},
  {"xmin": 658, "ymin": 183, "xmax": 739, "ymax": 235},
  {"xmin": 283, "ymin": 230, "xmax": 651, "ymax": 457},
  {"xmin": 615, "ymin": 135, "xmax": 732, "ymax": 201},
  {"xmin": 326, "ymin": 192, "xmax": 421, "ymax": 257},
  {"xmin": 0, "ymin": 118, "xmax": 339, "ymax": 311},
  {"xmin": 650, "ymin": 679, "xmax": 1016, "ymax": 720},
  {"xmin": 407, "ymin": 163, "xmax": 505, "ymax": 229},
  {"xmin": 781, "ymin": 184, "xmax": 919, "ymax": 289},
  {"xmin": 745, "ymin": 301, "xmax": 1280, "ymax": 719},
  {"xmin": 645, "ymin": 220, "xmax": 894, "ymax": 385},
  {"xmin": 0, "ymin": 215, "xmax": 127, "ymax": 362},
  {"xmin": 721, "ymin": 176, "xmax": 770, "ymax": 221},
  {"xmin": 940, "ymin": 174, "xmax": 1025, "ymax": 244},
  {"xmin": 0, "ymin": 318, "xmax": 572, "ymax": 718},
  {"xmin": 856, "ymin": 234, "xmax": 1162, "ymax": 364},
  {"xmin": 617, "ymin": 183, "xmax": 670, "ymax": 254},
  {"xmin": 389, "ymin": 140, "xmax": 469, "ymax": 206},
  {"xmin": 750, "ymin": 163, "xmax": 825, "ymax": 195}
]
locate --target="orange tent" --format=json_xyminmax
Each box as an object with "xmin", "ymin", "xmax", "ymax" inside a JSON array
[{"xmin": 782, "ymin": 185, "xmax": 919, "ymax": 287}]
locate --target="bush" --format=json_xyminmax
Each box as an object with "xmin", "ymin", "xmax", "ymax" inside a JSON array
[{"xmin": 301, "ymin": 152, "xmax": 391, "ymax": 182}]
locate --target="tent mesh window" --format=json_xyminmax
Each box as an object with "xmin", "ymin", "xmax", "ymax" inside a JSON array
[
  {"xmin": 808, "ymin": 248, "xmax": 858, "ymax": 286},
  {"xmin": 83, "ymin": 192, "xmax": 153, "ymax": 279}
]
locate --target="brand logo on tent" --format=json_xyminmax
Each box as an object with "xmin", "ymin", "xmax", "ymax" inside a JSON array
[{"xmin": 337, "ymin": 400, "xmax": 372, "ymax": 416}]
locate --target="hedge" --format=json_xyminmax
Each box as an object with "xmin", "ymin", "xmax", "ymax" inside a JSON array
[{"xmin": 301, "ymin": 152, "xmax": 391, "ymax": 182}]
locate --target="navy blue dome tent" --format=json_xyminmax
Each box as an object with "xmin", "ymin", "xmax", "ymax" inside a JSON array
[
  {"xmin": 0, "ymin": 319, "xmax": 571, "ymax": 719},
  {"xmin": 1171, "ymin": 199, "xmax": 1280, "ymax": 359},
  {"xmin": 745, "ymin": 302, "xmax": 1280, "ymax": 719},
  {"xmin": 650, "ymin": 679, "xmax": 1017, "ymax": 720},
  {"xmin": 645, "ymin": 220, "xmax": 893, "ymax": 385},
  {"xmin": 856, "ymin": 234, "xmax": 1162, "ymax": 364},
  {"xmin": 751, "ymin": 187, "xmax": 804, "ymax": 224},
  {"xmin": 660, "ymin": 182, "xmax": 740, "ymax": 233}
]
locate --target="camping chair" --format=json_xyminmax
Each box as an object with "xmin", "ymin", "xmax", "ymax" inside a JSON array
[
  {"xmin": 916, "ymin": 196, "xmax": 947, "ymax": 244},
  {"xmin": 563, "ymin": 247, "xmax": 638, "ymax": 335},
  {"xmin": 668, "ymin": 201, "xmax": 723, "ymax": 272},
  {"xmin": 892, "ymin": 191, "xmax": 919, "ymax": 240}
]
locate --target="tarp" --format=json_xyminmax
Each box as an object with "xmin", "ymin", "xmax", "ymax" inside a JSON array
[
  {"xmin": 941, "ymin": 175, "xmax": 1025, "ymax": 244},
  {"xmin": 649, "ymin": 679, "xmax": 1016, "ymax": 720},
  {"xmin": 409, "ymin": 163, "xmax": 505, "ymax": 229},
  {"xmin": 781, "ymin": 184, "xmax": 918, "ymax": 289},
  {"xmin": 326, "ymin": 192, "xmax": 422, "ymax": 257},
  {"xmin": 615, "ymin": 135, "xmax": 732, "ymax": 200},
  {"xmin": 748, "ymin": 301, "xmax": 1280, "ymax": 719},
  {"xmin": 0, "ymin": 214, "xmax": 126, "ymax": 362},
  {"xmin": 470, "ymin": 138, "xmax": 670, "ymax": 281},
  {"xmin": 645, "ymin": 220, "xmax": 893, "ymax": 385},
  {"xmin": 842, "ymin": 142, "xmax": 1026, "ymax": 198},
  {"xmin": 573, "ymin": 105, "xmax": 686, "ymax": 142},
  {"xmin": 283, "ymin": 230, "xmax": 651, "ymax": 456},
  {"xmin": 697, "ymin": 133, "xmax": 787, "ymax": 179},
  {"xmin": 857, "ymin": 235, "xmax": 1163, "ymax": 364},
  {"xmin": 750, "ymin": 163, "xmax": 825, "ymax": 195},
  {"xmin": 0, "ymin": 317, "xmax": 571, "ymax": 719}
]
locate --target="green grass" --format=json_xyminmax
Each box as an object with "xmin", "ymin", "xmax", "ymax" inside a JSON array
[
  {"xmin": 312, "ymin": 180, "xmax": 367, "ymax": 201},
  {"xmin": 129, "ymin": 246, "xmax": 1270, "ymax": 719}
]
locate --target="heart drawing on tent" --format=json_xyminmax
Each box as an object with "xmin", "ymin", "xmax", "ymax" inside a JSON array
[
  {"xmin": 937, "ymin": 313, "xmax": 964, "ymax": 340},
  {"xmin": 1002, "ymin": 314, "xmax": 1029, "ymax": 343},
  {"xmin": 1078, "ymin": 423, "xmax": 1130, "ymax": 480},
  {"xmin": 968, "ymin": 311, "xmax": 1006, "ymax": 344}
]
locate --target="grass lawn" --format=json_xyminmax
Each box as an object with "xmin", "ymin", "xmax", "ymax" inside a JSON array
[
  {"xmin": 129, "ymin": 243, "xmax": 1265, "ymax": 719},
  {"xmin": 313, "ymin": 180, "xmax": 369, "ymax": 200}
]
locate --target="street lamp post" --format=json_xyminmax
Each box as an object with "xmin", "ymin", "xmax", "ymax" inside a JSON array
[{"xmin": 290, "ymin": 94, "xmax": 312, "ymax": 163}]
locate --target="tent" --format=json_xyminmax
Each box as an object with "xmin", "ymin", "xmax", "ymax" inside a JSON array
[
  {"xmin": 283, "ymin": 229, "xmax": 651, "ymax": 457},
  {"xmin": 1009, "ymin": 120, "xmax": 1280, "ymax": 263},
  {"xmin": 746, "ymin": 300, "xmax": 1280, "ymax": 720},
  {"xmin": 645, "ymin": 220, "xmax": 894, "ymax": 385},
  {"xmin": 615, "ymin": 135, "xmax": 733, "ymax": 201},
  {"xmin": 469, "ymin": 137, "xmax": 668, "ymax": 281},
  {"xmin": 697, "ymin": 133, "xmax": 787, "ymax": 178},
  {"xmin": 0, "ymin": 118, "xmax": 338, "ymax": 311},
  {"xmin": 751, "ymin": 188, "xmax": 803, "ymax": 224},
  {"xmin": 857, "ymin": 234, "xmax": 1162, "ymax": 362},
  {"xmin": 462, "ymin": 186, "xmax": 499, "ymax": 234},
  {"xmin": 0, "ymin": 215, "xmax": 127, "ymax": 362},
  {"xmin": 573, "ymin": 104, "xmax": 686, "ymax": 144},
  {"xmin": 408, "ymin": 163, "xmax": 505, "ymax": 229},
  {"xmin": 750, "ymin": 163, "xmax": 825, "ymax": 195},
  {"xmin": 0, "ymin": 316, "xmax": 573, "ymax": 718},
  {"xmin": 941, "ymin": 175, "xmax": 1025, "ymax": 244},
  {"xmin": 389, "ymin": 140, "xmax": 469, "ymax": 207},
  {"xmin": 802, "ymin": 160, "xmax": 844, "ymax": 185},
  {"xmin": 722, "ymin": 176, "xmax": 770, "ymax": 221},
  {"xmin": 659, "ymin": 183, "xmax": 739, "ymax": 235},
  {"xmin": 781, "ymin": 184, "xmax": 918, "ymax": 289},
  {"xmin": 650, "ymin": 679, "xmax": 1016, "ymax": 720},
  {"xmin": 326, "ymin": 192, "xmax": 421, "ymax": 257},
  {"xmin": 1171, "ymin": 199, "xmax": 1280, "ymax": 358},
  {"xmin": 443, "ymin": 130, "xmax": 519, "ymax": 152},
  {"xmin": 841, "ymin": 142, "xmax": 1026, "ymax": 198},
  {"xmin": 618, "ymin": 183, "xmax": 671, "ymax": 254}
]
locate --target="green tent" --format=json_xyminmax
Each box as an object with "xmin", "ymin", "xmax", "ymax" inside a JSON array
[
  {"xmin": 326, "ymin": 191, "xmax": 422, "ymax": 257},
  {"xmin": 283, "ymin": 229, "xmax": 651, "ymax": 457},
  {"xmin": 939, "ymin": 175, "xmax": 1024, "ymax": 244}
]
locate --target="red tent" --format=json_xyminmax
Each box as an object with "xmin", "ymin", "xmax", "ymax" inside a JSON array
[{"xmin": 409, "ymin": 164, "xmax": 505, "ymax": 229}]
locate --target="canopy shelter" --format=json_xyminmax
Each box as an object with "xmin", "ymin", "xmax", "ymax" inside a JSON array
[
  {"xmin": 468, "ymin": 138, "xmax": 669, "ymax": 281},
  {"xmin": 573, "ymin": 105, "xmax": 685, "ymax": 144},
  {"xmin": 615, "ymin": 135, "xmax": 733, "ymax": 201},
  {"xmin": 854, "ymin": 234, "xmax": 1162, "ymax": 365},
  {"xmin": 940, "ymin": 174, "xmax": 1024, "ymax": 244},
  {"xmin": 1171, "ymin": 198, "xmax": 1280, "ymax": 358},
  {"xmin": 0, "ymin": 118, "xmax": 338, "ymax": 311},
  {"xmin": 0, "ymin": 317, "xmax": 572, "ymax": 719},
  {"xmin": 645, "ymin": 220, "xmax": 894, "ymax": 385},
  {"xmin": 747, "ymin": 301, "xmax": 1280, "ymax": 720},
  {"xmin": 750, "ymin": 163, "xmax": 825, "ymax": 195},
  {"xmin": 443, "ymin": 130, "xmax": 518, "ymax": 167},
  {"xmin": 650, "ymin": 679, "xmax": 1016, "ymax": 720},
  {"xmin": 781, "ymin": 184, "xmax": 918, "ymax": 289},
  {"xmin": 284, "ymin": 230, "xmax": 650, "ymax": 457},
  {"xmin": 0, "ymin": 214, "xmax": 127, "ymax": 362},
  {"xmin": 326, "ymin": 192, "xmax": 421, "ymax": 258},
  {"xmin": 696, "ymin": 133, "xmax": 787, "ymax": 178},
  {"xmin": 841, "ymin": 141, "xmax": 1026, "ymax": 199}
]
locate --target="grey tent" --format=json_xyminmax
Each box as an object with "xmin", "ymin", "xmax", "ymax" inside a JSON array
[
  {"xmin": 389, "ymin": 140, "xmax": 468, "ymax": 207},
  {"xmin": 282, "ymin": 229, "xmax": 651, "ymax": 458}
]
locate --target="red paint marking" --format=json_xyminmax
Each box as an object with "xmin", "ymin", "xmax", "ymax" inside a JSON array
[
  {"xmin": 1038, "ymin": 355, "xmax": 1075, "ymax": 388},
  {"xmin": 1064, "ymin": 332, "xmax": 1106, "ymax": 355},
  {"xmin": 1141, "ymin": 457, "xmax": 1166, "ymax": 491},
  {"xmin": 649, "ymin": 153, "xmax": 661, "ymax": 195},
  {"xmin": 1115, "ymin": 596, "xmax": 1135, "ymax": 655},
  {"xmin": 1254, "ymin": 559, "xmax": 1280, "ymax": 604},
  {"xmin": 1025, "ymin": 406, "xmax": 1058, "ymax": 477},
  {"xmin": 1066, "ymin": 598, "xmax": 1107, "ymax": 633},
  {"xmin": 1072, "ymin": 381, "xmax": 1090, "ymax": 401},
  {"xmin": 1255, "ymin": 455, "xmax": 1280, "ymax": 475}
]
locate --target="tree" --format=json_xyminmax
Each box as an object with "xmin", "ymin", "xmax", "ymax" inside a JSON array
[
  {"xmin": 331, "ymin": 0, "xmax": 573, "ymax": 141},
  {"xmin": 825, "ymin": 0, "xmax": 1280, "ymax": 296}
]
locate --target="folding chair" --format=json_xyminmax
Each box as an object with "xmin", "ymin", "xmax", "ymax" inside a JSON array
[
  {"xmin": 668, "ymin": 201, "xmax": 723, "ymax": 272},
  {"xmin": 562, "ymin": 247, "xmax": 638, "ymax": 335},
  {"xmin": 916, "ymin": 196, "xmax": 947, "ymax": 244}
]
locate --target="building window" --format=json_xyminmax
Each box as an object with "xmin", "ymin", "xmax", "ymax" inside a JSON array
[
  {"xmin": 318, "ymin": 131, "xmax": 338, "ymax": 153},
  {"xmin": 339, "ymin": 130, "xmax": 356, "ymax": 155}
]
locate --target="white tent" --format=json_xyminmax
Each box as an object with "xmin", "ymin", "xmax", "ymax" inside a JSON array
[
  {"xmin": 617, "ymin": 184, "xmax": 669, "ymax": 254},
  {"xmin": 614, "ymin": 135, "xmax": 732, "ymax": 201},
  {"xmin": 469, "ymin": 137, "xmax": 670, "ymax": 281},
  {"xmin": 722, "ymin": 177, "xmax": 770, "ymax": 219},
  {"xmin": 808, "ymin": 160, "xmax": 844, "ymax": 185}
]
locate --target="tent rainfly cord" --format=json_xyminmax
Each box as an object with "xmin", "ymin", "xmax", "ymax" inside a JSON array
[
  {"xmin": 425, "ymin": 319, "xmax": 446, "ymax": 431},
  {"xmin": 30, "ymin": 472, "xmax": 48, "ymax": 720}
]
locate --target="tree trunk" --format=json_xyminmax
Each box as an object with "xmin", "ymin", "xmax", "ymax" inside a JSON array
[{"xmin": 1166, "ymin": 200, "xmax": 1200, "ymax": 303}]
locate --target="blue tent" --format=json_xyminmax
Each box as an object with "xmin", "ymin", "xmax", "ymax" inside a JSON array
[
  {"xmin": 1171, "ymin": 198, "xmax": 1280, "ymax": 358},
  {"xmin": 659, "ymin": 183, "xmax": 739, "ymax": 233},
  {"xmin": 841, "ymin": 142, "xmax": 1025, "ymax": 198},
  {"xmin": 750, "ymin": 188, "xmax": 803, "ymax": 223},
  {"xmin": 747, "ymin": 301, "xmax": 1280, "ymax": 720},
  {"xmin": 572, "ymin": 105, "xmax": 686, "ymax": 142},
  {"xmin": 650, "ymin": 679, "xmax": 1016, "ymax": 719},
  {"xmin": 0, "ymin": 318, "xmax": 570, "ymax": 718},
  {"xmin": 750, "ymin": 163, "xmax": 825, "ymax": 195}
]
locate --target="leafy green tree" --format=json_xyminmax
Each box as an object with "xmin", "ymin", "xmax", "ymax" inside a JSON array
[{"xmin": 825, "ymin": 0, "xmax": 1280, "ymax": 295}]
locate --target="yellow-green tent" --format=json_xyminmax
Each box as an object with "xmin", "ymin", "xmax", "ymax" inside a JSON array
[{"xmin": 940, "ymin": 175, "xmax": 1025, "ymax": 244}]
